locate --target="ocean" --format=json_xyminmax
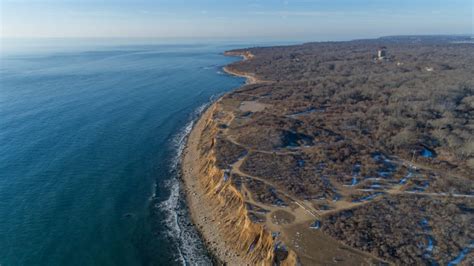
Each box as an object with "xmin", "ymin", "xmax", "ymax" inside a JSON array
[{"xmin": 0, "ymin": 40, "xmax": 246, "ymax": 265}]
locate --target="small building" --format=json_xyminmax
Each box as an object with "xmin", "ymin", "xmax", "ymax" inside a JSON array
[{"xmin": 377, "ymin": 46, "xmax": 387, "ymax": 60}]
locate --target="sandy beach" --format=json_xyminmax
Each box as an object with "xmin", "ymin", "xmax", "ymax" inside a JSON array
[
  {"xmin": 222, "ymin": 66, "xmax": 260, "ymax": 85},
  {"xmin": 222, "ymin": 52, "xmax": 263, "ymax": 85}
]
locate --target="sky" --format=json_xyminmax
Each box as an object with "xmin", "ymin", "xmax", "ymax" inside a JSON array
[{"xmin": 0, "ymin": 0, "xmax": 473, "ymax": 40}]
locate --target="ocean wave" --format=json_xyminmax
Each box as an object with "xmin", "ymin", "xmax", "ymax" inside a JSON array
[{"xmin": 156, "ymin": 101, "xmax": 213, "ymax": 265}]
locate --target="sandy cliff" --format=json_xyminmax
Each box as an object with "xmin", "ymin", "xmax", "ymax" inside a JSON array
[{"xmin": 183, "ymin": 101, "xmax": 298, "ymax": 265}]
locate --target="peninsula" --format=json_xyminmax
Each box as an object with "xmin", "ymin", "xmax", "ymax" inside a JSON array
[{"xmin": 182, "ymin": 36, "xmax": 474, "ymax": 265}]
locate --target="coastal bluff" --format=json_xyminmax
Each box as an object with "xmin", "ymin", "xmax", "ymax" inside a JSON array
[{"xmin": 183, "ymin": 101, "xmax": 298, "ymax": 265}]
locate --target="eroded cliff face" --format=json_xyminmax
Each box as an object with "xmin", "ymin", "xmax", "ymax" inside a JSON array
[{"xmin": 194, "ymin": 103, "xmax": 297, "ymax": 266}]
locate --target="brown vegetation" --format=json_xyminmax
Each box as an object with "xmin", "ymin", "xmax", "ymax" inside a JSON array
[
  {"xmin": 187, "ymin": 36, "xmax": 473, "ymax": 265},
  {"xmin": 214, "ymin": 36, "xmax": 473, "ymax": 265}
]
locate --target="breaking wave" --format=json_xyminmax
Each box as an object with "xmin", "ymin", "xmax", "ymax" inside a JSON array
[{"xmin": 156, "ymin": 98, "xmax": 219, "ymax": 265}]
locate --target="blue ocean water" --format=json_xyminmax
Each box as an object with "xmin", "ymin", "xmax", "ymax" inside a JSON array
[{"xmin": 0, "ymin": 41, "xmax": 246, "ymax": 265}]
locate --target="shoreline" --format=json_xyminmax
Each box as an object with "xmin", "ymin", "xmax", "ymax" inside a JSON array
[
  {"xmin": 181, "ymin": 52, "xmax": 258, "ymax": 265},
  {"xmin": 181, "ymin": 103, "xmax": 248, "ymax": 265},
  {"xmin": 222, "ymin": 66, "xmax": 259, "ymax": 85},
  {"xmin": 222, "ymin": 51, "xmax": 263, "ymax": 85}
]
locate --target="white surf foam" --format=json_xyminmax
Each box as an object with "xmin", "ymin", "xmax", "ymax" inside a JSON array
[{"xmin": 157, "ymin": 101, "xmax": 215, "ymax": 265}]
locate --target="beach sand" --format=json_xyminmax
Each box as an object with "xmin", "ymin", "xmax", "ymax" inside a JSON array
[
  {"xmin": 222, "ymin": 66, "xmax": 260, "ymax": 85},
  {"xmin": 222, "ymin": 52, "xmax": 263, "ymax": 85}
]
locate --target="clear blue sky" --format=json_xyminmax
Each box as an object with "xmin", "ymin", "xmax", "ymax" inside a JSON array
[{"xmin": 1, "ymin": 0, "xmax": 472, "ymax": 40}]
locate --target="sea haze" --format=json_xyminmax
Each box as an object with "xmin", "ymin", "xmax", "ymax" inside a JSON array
[{"xmin": 0, "ymin": 40, "xmax": 245, "ymax": 265}]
